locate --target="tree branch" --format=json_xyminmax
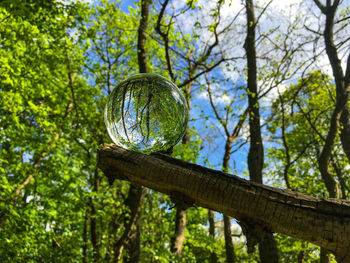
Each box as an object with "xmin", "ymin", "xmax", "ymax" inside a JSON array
[
  {"xmin": 155, "ymin": 0, "xmax": 175, "ymax": 81},
  {"xmin": 313, "ymin": 0, "xmax": 326, "ymax": 14},
  {"xmin": 98, "ymin": 144, "xmax": 350, "ymax": 262},
  {"xmin": 205, "ymin": 74, "xmax": 230, "ymax": 137}
]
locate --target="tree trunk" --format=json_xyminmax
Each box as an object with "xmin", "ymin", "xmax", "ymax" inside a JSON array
[
  {"xmin": 320, "ymin": 247, "xmax": 331, "ymax": 263},
  {"xmin": 208, "ymin": 210, "xmax": 218, "ymax": 263},
  {"xmin": 124, "ymin": 223, "xmax": 142, "ymax": 263},
  {"xmin": 171, "ymin": 203, "xmax": 187, "ymax": 255},
  {"xmin": 181, "ymin": 86, "xmax": 191, "ymax": 145},
  {"xmin": 83, "ymin": 211, "xmax": 88, "ymax": 263},
  {"xmin": 171, "ymin": 84, "xmax": 192, "ymax": 255},
  {"xmin": 90, "ymin": 197, "xmax": 99, "ymax": 261},
  {"xmin": 258, "ymin": 233, "xmax": 279, "ymax": 263},
  {"xmin": 113, "ymin": 184, "xmax": 146, "ymax": 262},
  {"xmin": 312, "ymin": 0, "xmax": 350, "ymax": 198},
  {"xmin": 340, "ymin": 107, "xmax": 350, "ymax": 162},
  {"xmin": 244, "ymin": 0, "xmax": 279, "ymax": 261},
  {"xmin": 90, "ymin": 168, "xmax": 101, "ymax": 262},
  {"xmin": 297, "ymin": 249, "xmax": 305, "ymax": 263},
  {"xmin": 97, "ymin": 145, "xmax": 350, "ymax": 262},
  {"xmin": 137, "ymin": 0, "xmax": 150, "ymax": 74},
  {"xmin": 224, "ymin": 215, "xmax": 236, "ymax": 263},
  {"xmin": 222, "ymin": 139, "xmax": 236, "ymax": 262},
  {"xmin": 244, "ymin": 0, "xmax": 263, "ymax": 185},
  {"xmin": 311, "ymin": 2, "xmax": 350, "ymax": 261},
  {"xmin": 114, "ymin": 0, "xmax": 151, "ymax": 261}
]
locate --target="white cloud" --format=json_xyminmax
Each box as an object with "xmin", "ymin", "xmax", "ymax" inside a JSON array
[
  {"xmin": 198, "ymin": 90, "xmax": 231, "ymax": 105},
  {"xmin": 269, "ymin": 0, "xmax": 303, "ymax": 12},
  {"xmin": 260, "ymin": 82, "xmax": 288, "ymax": 108}
]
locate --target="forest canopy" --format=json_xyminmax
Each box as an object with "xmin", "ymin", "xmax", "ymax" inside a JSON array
[{"xmin": 0, "ymin": 0, "xmax": 350, "ymax": 262}]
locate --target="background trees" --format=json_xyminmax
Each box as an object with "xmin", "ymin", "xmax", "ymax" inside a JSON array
[{"xmin": 0, "ymin": 0, "xmax": 349, "ymax": 262}]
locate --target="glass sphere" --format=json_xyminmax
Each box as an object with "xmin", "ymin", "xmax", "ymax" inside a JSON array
[{"xmin": 104, "ymin": 73, "xmax": 188, "ymax": 153}]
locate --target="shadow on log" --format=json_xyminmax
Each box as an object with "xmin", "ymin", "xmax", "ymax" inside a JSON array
[{"xmin": 97, "ymin": 144, "xmax": 350, "ymax": 262}]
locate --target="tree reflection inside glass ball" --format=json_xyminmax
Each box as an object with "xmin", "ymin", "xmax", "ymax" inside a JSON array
[{"xmin": 104, "ymin": 73, "xmax": 188, "ymax": 153}]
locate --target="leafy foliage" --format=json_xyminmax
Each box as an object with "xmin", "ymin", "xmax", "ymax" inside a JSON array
[{"xmin": 0, "ymin": 0, "xmax": 349, "ymax": 262}]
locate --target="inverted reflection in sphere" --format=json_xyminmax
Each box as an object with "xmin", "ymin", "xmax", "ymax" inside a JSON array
[{"xmin": 104, "ymin": 73, "xmax": 188, "ymax": 153}]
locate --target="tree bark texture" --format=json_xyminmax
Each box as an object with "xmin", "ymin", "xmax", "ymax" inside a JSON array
[
  {"xmin": 114, "ymin": 0, "xmax": 150, "ymax": 261},
  {"xmin": 137, "ymin": 0, "xmax": 150, "ymax": 74},
  {"xmin": 312, "ymin": 0, "xmax": 350, "ymax": 197},
  {"xmin": 340, "ymin": 107, "xmax": 350, "ymax": 162},
  {"xmin": 244, "ymin": 0, "xmax": 263, "ymax": 185},
  {"xmin": 171, "ymin": 83, "xmax": 193, "ymax": 255},
  {"xmin": 97, "ymin": 145, "xmax": 350, "ymax": 262},
  {"xmin": 208, "ymin": 210, "xmax": 218, "ymax": 263},
  {"xmin": 123, "ymin": 223, "xmax": 143, "ymax": 263},
  {"xmin": 89, "ymin": 196, "xmax": 100, "ymax": 261},
  {"xmin": 83, "ymin": 211, "xmax": 88, "ymax": 263},
  {"xmin": 244, "ymin": 0, "xmax": 279, "ymax": 261},
  {"xmin": 113, "ymin": 184, "xmax": 146, "ymax": 262},
  {"xmin": 155, "ymin": 0, "xmax": 228, "ymax": 252},
  {"xmin": 320, "ymin": 247, "xmax": 331, "ymax": 263},
  {"xmin": 311, "ymin": 3, "xmax": 350, "ymax": 261},
  {"xmin": 297, "ymin": 249, "xmax": 305, "ymax": 263},
  {"xmin": 258, "ymin": 233, "xmax": 279, "ymax": 263},
  {"xmin": 171, "ymin": 203, "xmax": 187, "ymax": 255},
  {"xmin": 222, "ymin": 138, "xmax": 236, "ymax": 262},
  {"xmin": 223, "ymin": 215, "xmax": 236, "ymax": 263},
  {"xmin": 90, "ymin": 168, "xmax": 101, "ymax": 261}
]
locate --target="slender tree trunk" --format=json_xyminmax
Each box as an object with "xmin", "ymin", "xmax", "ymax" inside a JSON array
[
  {"xmin": 182, "ymin": 86, "xmax": 191, "ymax": 145},
  {"xmin": 113, "ymin": 1, "xmax": 151, "ymax": 261},
  {"xmin": 340, "ymin": 107, "xmax": 350, "ymax": 162},
  {"xmin": 312, "ymin": 0, "xmax": 350, "ymax": 199},
  {"xmin": 123, "ymin": 215, "xmax": 143, "ymax": 263},
  {"xmin": 90, "ymin": 168, "xmax": 101, "ymax": 261},
  {"xmin": 224, "ymin": 215, "xmax": 236, "ymax": 263},
  {"xmin": 258, "ymin": 233, "xmax": 279, "ymax": 263},
  {"xmin": 90, "ymin": 198, "xmax": 99, "ymax": 261},
  {"xmin": 319, "ymin": 173, "xmax": 339, "ymax": 263},
  {"xmin": 113, "ymin": 184, "xmax": 146, "ymax": 262},
  {"xmin": 155, "ymin": 0, "xmax": 228, "ymax": 253},
  {"xmin": 137, "ymin": 0, "xmax": 150, "ymax": 74},
  {"xmin": 311, "ymin": 2, "xmax": 350, "ymax": 261},
  {"xmin": 222, "ymin": 138, "xmax": 236, "ymax": 262},
  {"xmin": 208, "ymin": 210, "xmax": 218, "ymax": 263},
  {"xmin": 83, "ymin": 211, "xmax": 88, "ymax": 263},
  {"xmin": 244, "ymin": 0, "xmax": 279, "ymax": 262},
  {"xmin": 171, "ymin": 203, "xmax": 187, "ymax": 255},
  {"xmin": 298, "ymin": 250, "xmax": 305, "ymax": 263},
  {"xmin": 244, "ymin": 0, "xmax": 263, "ymax": 184},
  {"xmin": 171, "ymin": 84, "xmax": 192, "ymax": 255},
  {"xmin": 320, "ymin": 247, "xmax": 331, "ymax": 263}
]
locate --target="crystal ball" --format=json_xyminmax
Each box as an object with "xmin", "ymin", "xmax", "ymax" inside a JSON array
[{"xmin": 104, "ymin": 73, "xmax": 188, "ymax": 153}]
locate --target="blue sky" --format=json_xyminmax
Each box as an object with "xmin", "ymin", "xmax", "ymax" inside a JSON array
[
  {"xmin": 99, "ymin": 0, "xmax": 258, "ymax": 180},
  {"xmin": 86, "ymin": 0, "xmax": 349, "ymax": 186},
  {"xmin": 120, "ymin": 0, "xmax": 137, "ymax": 12}
]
